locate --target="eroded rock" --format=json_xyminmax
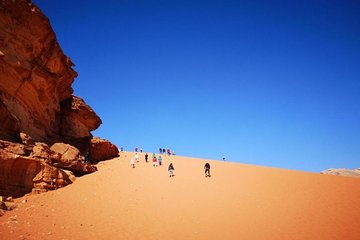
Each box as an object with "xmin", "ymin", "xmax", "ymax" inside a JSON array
[
  {"xmin": 50, "ymin": 143, "xmax": 97, "ymax": 174},
  {"xmin": 0, "ymin": 0, "xmax": 77, "ymax": 142},
  {"xmin": 90, "ymin": 137, "xmax": 119, "ymax": 162},
  {"xmin": 0, "ymin": 0, "xmax": 116, "ymax": 198},
  {"xmin": 60, "ymin": 96, "xmax": 102, "ymax": 139}
]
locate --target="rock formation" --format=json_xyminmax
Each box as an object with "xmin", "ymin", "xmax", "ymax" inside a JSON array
[
  {"xmin": 60, "ymin": 96, "xmax": 101, "ymax": 139},
  {"xmin": 0, "ymin": 140, "xmax": 76, "ymax": 197},
  {"xmin": 0, "ymin": 0, "xmax": 100, "ymax": 143},
  {"xmin": 0, "ymin": 0, "xmax": 119, "ymax": 201},
  {"xmin": 0, "ymin": 196, "xmax": 17, "ymax": 216},
  {"xmin": 321, "ymin": 168, "xmax": 360, "ymax": 178},
  {"xmin": 89, "ymin": 137, "xmax": 119, "ymax": 163},
  {"xmin": 50, "ymin": 143, "xmax": 97, "ymax": 175}
]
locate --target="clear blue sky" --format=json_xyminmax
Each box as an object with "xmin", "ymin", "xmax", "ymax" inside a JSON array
[{"xmin": 33, "ymin": 0, "xmax": 360, "ymax": 172}]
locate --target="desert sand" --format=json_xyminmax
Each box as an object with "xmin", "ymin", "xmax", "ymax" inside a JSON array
[{"xmin": 1, "ymin": 152, "xmax": 360, "ymax": 240}]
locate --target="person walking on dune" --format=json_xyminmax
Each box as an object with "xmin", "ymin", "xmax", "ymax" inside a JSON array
[
  {"xmin": 130, "ymin": 157, "xmax": 135, "ymax": 168},
  {"xmin": 145, "ymin": 153, "xmax": 148, "ymax": 163},
  {"xmin": 204, "ymin": 162, "xmax": 211, "ymax": 177},
  {"xmin": 168, "ymin": 163, "xmax": 175, "ymax": 177},
  {"xmin": 158, "ymin": 155, "xmax": 163, "ymax": 166},
  {"xmin": 135, "ymin": 153, "xmax": 139, "ymax": 162},
  {"xmin": 153, "ymin": 155, "xmax": 158, "ymax": 167}
]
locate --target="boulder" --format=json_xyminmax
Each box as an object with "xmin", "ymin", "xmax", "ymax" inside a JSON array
[
  {"xmin": 50, "ymin": 143, "xmax": 97, "ymax": 174},
  {"xmin": 0, "ymin": 148, "xmax": 73, "ymax": 197},
  {"xmin": 32, "ymin": 163, "xmax": 76, "ymax": 193},
  {"xmin": 60, "ymin": 96, "xmax": 102, "ymax": 139},
  {"xmin": 89, "ymin": 137, "xmax": 119, "ymax": 162},
  {"xmin": 31, "ymin": 142, "xmax": 61, "ymax": 164},
  {"xmin": 4, "ymin": 201, "xmax": 17, "ymax": 211},
  {"xmin": 0, "ymin": 140, "xmax": 28, "ymax": 156},
  {"xmin": 19, "ymin": 132, "xmax": 35, "ymax": 146}
]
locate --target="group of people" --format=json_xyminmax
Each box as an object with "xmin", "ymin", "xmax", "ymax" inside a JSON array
[
  {"xmin": 134, "ymin": 147, "xmax": 143, "ymax": 153},
  {"xmin": 149, "ymin": 153, "xmax": 163, "ymax": 166},
  {"xmin": 159, "ymin": 147, "xmax": 175, "ymax": 156},
  {"xmin": 130, "ymin": 152, "xmax": 211, "ymax": 178}
]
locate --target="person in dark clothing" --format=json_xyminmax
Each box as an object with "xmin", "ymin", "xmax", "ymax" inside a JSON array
[
  {"xmin": 162, "ymin": 148, "xmax": 166, "ymax": 154},
  {"xmin": 168, "ymin": 163, "xmax": 175, "ymax": 177},
  {"xmin": 204, "ymin": 162, "xmax": 211, "ymax": 177},
  {"xmin": 84, "ymin": 152, "xmax": 90, "ymax": 164},
  {"xmin": 145, "ymin": 153, "xmax": 148, "ymax": 162}
]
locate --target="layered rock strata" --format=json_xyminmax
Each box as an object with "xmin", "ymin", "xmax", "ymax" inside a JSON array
[{"xmin": 0, "ymin": 0, "xmax": 119, "ymax": 201}]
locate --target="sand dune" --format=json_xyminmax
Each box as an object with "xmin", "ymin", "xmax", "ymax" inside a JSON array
[{"xmin": 1, "ymin": 152, "xmax": 360, "ymax": 240}]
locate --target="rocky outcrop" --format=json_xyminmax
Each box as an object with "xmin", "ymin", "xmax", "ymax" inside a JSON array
[
  {"xmin": 321, "ymin": 168, "xmax": 360, "ymax": 178},
  {"xmin": 0, "ymin": 0, "xmax": 99, "ymax": 142},
  {"xmin": 50, "ymin": 143, "xmax": 97, "ymax": 175},
  {"xmin": 90, "ymin": 137, "xmax": 119, "ymax": 162},
  {"xmin": 0, "ymin": 0, "xmax": 75, "ymax": 142},
  {"xmin": 0, "ymin": 142, "xmax": 76, "ymax": 197},
  {"xmin": 60, "ymin": 96, "xmax": 102, "ymax": 139},
  {"xmin": 0, "ymin": 0, "xmax": 118, "ymax": 201},
  {"xmin": 0, "ymin": 196, "xmax": 17, "ymax": 216}
]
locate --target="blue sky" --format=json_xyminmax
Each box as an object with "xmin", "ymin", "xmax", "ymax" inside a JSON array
[{"xmin": 33, "ymin": 0, "xmax": 360, "ymax": 172}]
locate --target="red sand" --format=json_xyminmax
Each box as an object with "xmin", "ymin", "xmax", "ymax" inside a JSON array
[{"xmin": 1, "ymin": 152, "xmax": 360, "ymax": 240}]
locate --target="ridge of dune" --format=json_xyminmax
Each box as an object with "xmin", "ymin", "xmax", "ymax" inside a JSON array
[{"xmin": 1, "ymin": 152, "xmax": 360, "ymax": 240}]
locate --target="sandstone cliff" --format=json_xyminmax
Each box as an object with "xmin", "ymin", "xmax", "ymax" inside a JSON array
[
  {"xmin": 0, "ymin": 0, "xmax": 100, "ymax": 142},
  {"xmin": 0, "ymin": 0, "xmax": 119, "ymax": 200}
]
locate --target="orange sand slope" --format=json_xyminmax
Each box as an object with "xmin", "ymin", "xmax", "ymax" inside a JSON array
[{"xmin": 1, "ymin": 152, "xmax": 360, "ymax": 240}]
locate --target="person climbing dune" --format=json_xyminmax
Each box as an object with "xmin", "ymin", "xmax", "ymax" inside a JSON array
[
  {"xmin": 158, "ymin": 155, "xmax": 163, "ymax": 166},
  {"xmin": 153, "ymin": 155, "xmax": 158, "ymax": 167},
  {"xmin": 130, "ymin": 157, "xmax": 135, "ymax": 168},
  {"xmin": 204, "ymin": 162, "xmax": 211, "ymax": 177},
  {"xmin": 168, "ymin": 163, "xmax": 175, "ymax": 177}
]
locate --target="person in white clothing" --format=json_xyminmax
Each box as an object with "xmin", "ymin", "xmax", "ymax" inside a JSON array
[{"xmin": 130, "ymin": 157, "xmax": 135, "ymax": 168}]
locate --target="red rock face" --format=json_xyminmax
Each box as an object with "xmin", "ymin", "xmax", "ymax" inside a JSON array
[
  {"xmin": 0, "ymin": 141, "xmax": 75, "ymax": 197},
  {"xmin": 90, "ymin": 137, "xmax": 119, "ymax": 162},
  {"xmin": 60, "ymin": 96, "xmax": 102, "ymax": 139},
  {"xmin": 0, "ymin": 0, "xmax": 100, "ymax": 142},
  {"xmin": 0, "ymin": 0, "xmax": 118, "ymax": 199},
  {"xmin": 50, "ymin": 143, "xmax": 97, "ymax": 175},
  {"xmin": 0, "ymin": 0, "xmax": 77, "ymax": 141}
]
